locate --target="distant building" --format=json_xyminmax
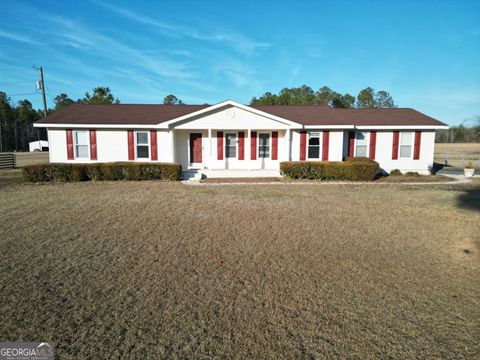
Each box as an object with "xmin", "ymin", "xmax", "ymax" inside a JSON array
[{"xmin": 29, "ymin": 140, "xmax": 49, "ymax": 152}]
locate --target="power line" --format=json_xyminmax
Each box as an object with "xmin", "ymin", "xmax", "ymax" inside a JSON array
[{"xmin": 7, "ymin": 92, "xmax": 38, "ymax": 96}]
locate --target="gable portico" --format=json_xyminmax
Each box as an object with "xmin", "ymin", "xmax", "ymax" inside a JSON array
[{"xmin": 167, "ymin": 101, "xmax": 299, "ymax": 171}]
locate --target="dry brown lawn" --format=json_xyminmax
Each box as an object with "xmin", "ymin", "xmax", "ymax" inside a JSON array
[
  {"xmin": 435, "ymin": 143, "xmax": 480, "ymax": 154},
  {"xmin": 14, "ymin": 151, "xmax": 49, "ymax": 167},
  {"xmin": 0, "ymin": 171, "xmax": 479, "ymax": 359},
  {"xmin": 376, "ymin": 174, "xmax": 452, "ymax": 183},
  {"xmin": 201, "ymin": 175, "xmax": 453, "ymax": 184}
]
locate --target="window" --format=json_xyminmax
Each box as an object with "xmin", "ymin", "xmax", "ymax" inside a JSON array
[
  {"xmin": 308, "ymin": 132, "xmax": 320, "ymax": 159},
  {"xmin": 74, "ymin": 130, "xmax": 89, "ymax": 159},
  {"xmin": 136, "ymin": 131, "xmax": 149, "ymax": 159},
  {"xmin": 225, "ymin": 133, "xmax": 237, "ymax": 158},
  {"xmin": 399, "ymin": 132, "xmax": 413, "ymax": 158},
  {"xmin": 355, "ymin": 131, "xmax": 368, "ymax": 157},
  {"xmin": 258, "ymin": 133, "xmax": 270, "ymax": 158}
]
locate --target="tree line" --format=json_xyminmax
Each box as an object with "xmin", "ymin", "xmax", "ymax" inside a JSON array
[
  {"xmin": 250, "ymin": 85, "xmax": 396, "ymax": 108},
  {"xmin": 0, "ymin": 87, "xmax": 123, "ymax": 152},
  {"xmin": 435, "ymin": 122, "xmax": 480, "ymax": 143}
]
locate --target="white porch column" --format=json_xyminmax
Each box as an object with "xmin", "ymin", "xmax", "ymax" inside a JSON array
[
  {"xmin": 208, "ymin": 128, "xmax": 212, "ymax": 169},
  {"xmin": 285, "ymin": 128, "xmax": 291, "ymax": 161},
  {"xmin": 247, "ymin": 128, "xmax": 251, "ymax": 170},
  {"xmin": 169, "ymin": 130, "xmax": 175, "ymax": 162}
]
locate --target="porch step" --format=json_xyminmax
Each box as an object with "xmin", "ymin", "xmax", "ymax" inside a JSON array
[{"xmin": 182, "ymin": 171, "xmax": 204, "ymax": 181}]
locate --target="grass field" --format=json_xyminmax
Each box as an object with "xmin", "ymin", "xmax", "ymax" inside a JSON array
[
  {"xmin": 435, "ymin": 143, "xmax": 480, "ymax": 153},
  {"xmin": 14, "ymin": 151, "xmax": 49, "ymax": 167},
  {"xmin": 435, "ymin": 143, "xmax": 480, "ymax": 168},
  {"xmin": 0, "ymin": 171, "xmax": 479, "ymax": 359}
]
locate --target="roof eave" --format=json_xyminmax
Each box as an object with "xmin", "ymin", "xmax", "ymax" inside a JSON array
[
  {"xmin": 355, "ymin": 125, "xmax": 449, "ymax": 130},
  {"xmin": 33, "ymin": 123, "xmax": 159, "ymax": 129}
]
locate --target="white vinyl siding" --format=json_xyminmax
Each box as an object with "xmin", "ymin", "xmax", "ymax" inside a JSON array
[{"xmin": 74, "ymin": 130, "xmax": 89, "ymax": 159}]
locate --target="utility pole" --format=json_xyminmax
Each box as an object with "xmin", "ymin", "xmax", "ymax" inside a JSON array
[
  {"xmin": 34, "ymin": 66, "xmax": 48, "ymax": 117},
  {"xmin": 34, "ymin": 65, "xmax": 48, "ymax": 144}
]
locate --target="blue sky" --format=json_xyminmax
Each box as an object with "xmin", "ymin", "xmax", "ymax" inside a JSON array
[{"xmin": 0, "ymin": 0, "xmax": 479, "ymax": 125}]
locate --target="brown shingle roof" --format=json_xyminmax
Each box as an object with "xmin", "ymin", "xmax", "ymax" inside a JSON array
[
  {"xmin": 254, "ymin": 105, "xmax": 447, "ymax": 126},
  {"xmin": 36, "ymin": 103, "xmax": 447, "ymax": 127},
  {"xmin": 36, "ymin": 104, "xmax": 209, "ymax": 125}
]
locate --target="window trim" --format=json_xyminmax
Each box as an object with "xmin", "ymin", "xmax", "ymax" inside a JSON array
[
  {"xmin": 257, "ymin": 132, "xmax": 272, "ymax": 160},
  {"xmin": 307, "ymin": 131, "xmax": 322, "ymax": 160},
  {"xmin": 398, "ymin": 131, "xmax": 414, "ymax": 159},
  {"xmin": 135, "ymin": 130, "xmax": 150, "ymax": 160},
  {"xmin": 354, "ymin": 131, "xmax": 369, "ymax": 158},
  {"xmin": 73, "ymin": 130, "xmax": 90, "ymax": 160},
  {"xmin": 225, "ymin": 132, "xmax": 238, "ymax": 160}
]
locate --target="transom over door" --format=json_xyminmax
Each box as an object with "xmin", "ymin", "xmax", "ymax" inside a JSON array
[{"xmin": 190, "ymin": 133, "xmax": 202, "ymax": 163}]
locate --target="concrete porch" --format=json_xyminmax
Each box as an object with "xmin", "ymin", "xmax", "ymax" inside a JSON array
[{"xmin": 182, "ymin": 169, "xmax": 281, "ymax": 180}]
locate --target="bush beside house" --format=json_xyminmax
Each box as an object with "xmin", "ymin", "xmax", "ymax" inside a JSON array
[
  {"xmin": 23, "ymin": 163, "xmax": 182, "ymax": 182},
  {"xmin": 280, "ymin": 157, "xmax": 379, "ymax": 181}
]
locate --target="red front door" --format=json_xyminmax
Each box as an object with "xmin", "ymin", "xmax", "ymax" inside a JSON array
[{"xmin": 190, "ymin": 133, "xmax": 202, "ymax": 163}]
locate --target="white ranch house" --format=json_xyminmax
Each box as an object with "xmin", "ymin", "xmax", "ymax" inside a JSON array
[{"xmin": 34, "ymin": 100, "xmax": 448, "ymax": 177}]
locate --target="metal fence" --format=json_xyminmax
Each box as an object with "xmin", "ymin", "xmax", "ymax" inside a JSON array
[
  {"xmin": 434, "ymin": 152, "xmax": 480, "ymax": 168},
  {"xmin": 0, "ymin": 152, "xmax": 49, "ymax": 169},
  {"xmin": 0, "ymin": 153, "xmax": 16, "ymax": 169}
]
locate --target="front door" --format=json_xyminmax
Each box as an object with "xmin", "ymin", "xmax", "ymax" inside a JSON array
[{"xmin": 189, "ymin": 133, "xmax": 202, "ymax": 163}]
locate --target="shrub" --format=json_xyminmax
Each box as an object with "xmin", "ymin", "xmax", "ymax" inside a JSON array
[
  {"xmin": 84, "ymin": 163, "xmax": 103, "ymax": 181},
  {"xmin": 405, "ymin": 171, "xmax": 421, "ymax": 177},
  {"xmin": 389, "ymin": 169, "xmax": 403, "ymax": 176},
  {"xmin": 280, "ymin": 158, "xmax": 379, "ymax": 181},
  {"xmin": 23, "ymin": 162, "xmax": 182, "ymax": 182}
]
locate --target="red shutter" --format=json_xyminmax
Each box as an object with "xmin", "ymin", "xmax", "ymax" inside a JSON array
[
  {"xmin": 217, "ymin": 131, "xmax": 224, "ymax": 160},
  {"xmin": 128, "ymin": 130, "xmax": 135, "ymax": 160},
  {"xmin": 251, "ymin": 131, "xmax": 257, "ymax": 160},
  {"xmin": 413, "ymin": 131, "xmax": 421, "ymax": 160},
  {"xmin": 89, "ymin": 130, "xmax": 97, "ymax": 160},
  {"xmin": 348, "ymin": 131, "xmax": 355, "ymax": 157},
  {"xmin": 392, "ymin": 131, "xmax": 399, "ymax": 160},
  {"xmin": 66, "ymin": 129, "xmax": 74, "ymax": 160},
  {"xmin": 322, "ymin": 131, "xmax": 329, "ymax": 161},
  {"xmin": 272, "ymin": 131, "xmax": 278, "ymax": 160},
  {"xmin": 300, "ymin": 131, "xmax": 307, "ymax": 161},
  {"xmin": 150, "ymin": 130, "xmax": 158, "ymax": 161},
  {"xmin": 238, "ymin": 131, "xmax": 245, "ymax": 160},
  {"xmin": 369, "ymin": 131, "xmax": 376, "ymax": 160}
]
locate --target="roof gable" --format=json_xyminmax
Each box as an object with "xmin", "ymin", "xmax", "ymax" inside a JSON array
[
  {"xmin": 171, "ymin": 103, "xmax": 301, "ymax": 130},
  {"xmin": 162, "ymin": 100, "xmax": 302, "ymax": 129}
]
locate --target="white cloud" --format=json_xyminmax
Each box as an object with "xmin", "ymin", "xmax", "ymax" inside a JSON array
[
  {"xmin": 0, "ymin": 30, "xmax": 37, "ymax": 44},
  {"xmin": 39, "ymin": 15, "xmax": 199, "ymax": 81},
  {"xmin": 93, "ymin": 0, "xmax": 270, "ymax": 55}
]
